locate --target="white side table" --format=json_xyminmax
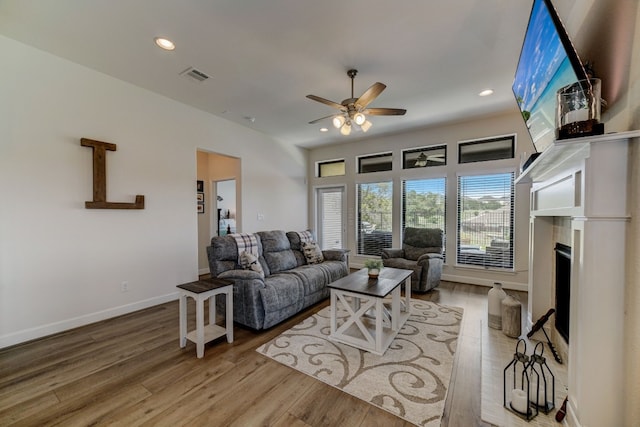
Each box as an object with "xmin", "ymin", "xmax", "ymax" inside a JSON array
[{"xmin": 177, "ymin": 278, "xmax": 234, "ymax": 358}]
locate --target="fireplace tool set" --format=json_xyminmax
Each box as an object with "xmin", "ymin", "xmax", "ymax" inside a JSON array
[
  {"xmin": 503, "ymin": 339, "xmax": 556, "ymax": 421},
  {"xmin": 527, "ymin": 308, "xmax": 563, "ymax": 364}
]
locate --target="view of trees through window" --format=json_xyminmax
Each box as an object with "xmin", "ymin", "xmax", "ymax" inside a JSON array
[
  {"xmin": 456, "ymin": 172, "xmax": 514, "ymax": 269},
  {"xmin": 403, "ymin": 177, "xmax": 446, "ymax": 258},
  {"xmin": 357, "ymin": 182, "xmax": 392, "ymax": 256},
  {"xmin": 402, "ymin": 178, "xmax": 446, "ymax": 230}
]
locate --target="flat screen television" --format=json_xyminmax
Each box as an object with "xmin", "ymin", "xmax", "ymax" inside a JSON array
[{"xmin": 512, "ymin": 0, "xmax": 589, "ymax": 153}]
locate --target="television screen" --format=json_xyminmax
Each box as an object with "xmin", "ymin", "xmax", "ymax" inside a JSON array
[{"xmin": 512, "ymin": 0, "xmax": 588, "ymax": 153}]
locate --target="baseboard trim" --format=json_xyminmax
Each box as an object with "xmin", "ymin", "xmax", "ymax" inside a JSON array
[
  {"xmin": 0, "ymin": 292, "xmax": 179, "ymax": 349},
  {"xmin": 441, "ymin": 273, "xmax": 528, "ymax": 292},
  {"xmin": 198, "ymin": 267, "xmax": 210, "ymax": 276}
]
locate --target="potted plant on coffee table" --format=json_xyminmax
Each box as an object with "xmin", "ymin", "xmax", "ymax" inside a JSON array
[{"xmin": 364, "ymin": 258, "xmax": 384, "ymax": 279}]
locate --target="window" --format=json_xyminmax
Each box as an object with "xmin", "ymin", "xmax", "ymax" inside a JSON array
[
  {"xmin": 318, "ymin": 159, "xmax": 345, "ymax": 177},
  {"xmin": 316, "ymin": 186, "xmax": 345, "ymax": 250},
  {"xmin": 403, "ymin": 178, "xmax": 446, "ymax": 259},
  {"xmin": 402, "ymin": 178, "xmax": 446, "ymax": 230},
  {"xmin": 357, "ymin": 182, "xmax": 392, "ymax": 256},
  {"xmin": 358, "ymin": 153, "xmax": 392, "ymax": 173},
  {"xmin": 457, "ymin": 172, "xmax": 514, "ymax": 269},
  {"xmin": 458, "ymin": 135, "xmax": 515, "ymax": 164},
  {"xmin": 403, "ymin": 145, "xmax": 446, "ymax": 169}
]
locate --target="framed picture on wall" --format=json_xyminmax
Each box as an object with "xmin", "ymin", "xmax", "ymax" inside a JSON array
[
  {"xmin": 197, "ymin": 204, "xmax": 204, "ymax": 214},
  {"xmin": 197, "ymin": 193, "xmax": 204, "ymax": 203},
  {"xmin": 196, "ymin": 180, "xmax": 204, "ymax": 192}
]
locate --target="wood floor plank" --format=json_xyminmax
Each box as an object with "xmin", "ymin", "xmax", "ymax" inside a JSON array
[
  {"xmin": 101, "ymin": 359, "xmax": 236, "ymax": 425},
  {"xmin": 0, "ymin": 390, "xmax": 60, "ymax": 425},
  {"xmin": 0, "ymin": 281, "xmax": 507, "ymax": 427}
]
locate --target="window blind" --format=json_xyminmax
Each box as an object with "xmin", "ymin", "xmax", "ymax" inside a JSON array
[
  {"xmin": 456, "ymin": 172, "xmax": 515, "ymax": 269},
  {"xmin": 402, "ymin": 177, "xmax": 446, "ymax": 260},
  {"xmin": 357, "ymin": 182, "xmax": 392, "ymax": 256},
  {"xmin": 318, "ymin": 188, "xmax": 343, "ymax": 250}
]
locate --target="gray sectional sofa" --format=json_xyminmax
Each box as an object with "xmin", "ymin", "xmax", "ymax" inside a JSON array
[{"xmin": 207, "ymin": 230, "xmax": 349, "ymax": 329}]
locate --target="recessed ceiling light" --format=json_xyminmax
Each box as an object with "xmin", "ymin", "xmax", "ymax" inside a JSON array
[
  {"xmin": 479, "ymin": 89, "xmax": 494, "ymax": 97},
  {"xmin": 154, "ymin": 37, "xmax": 175, "ymax": 51},
  {"xmin": 320, "ymin": 127, "xmax": 329, "ymax": 132}
]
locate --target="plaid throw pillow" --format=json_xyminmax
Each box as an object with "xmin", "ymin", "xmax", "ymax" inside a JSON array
[{"xmin": 301, "ymin": 241, "xmax": 324, "ymax": 265}]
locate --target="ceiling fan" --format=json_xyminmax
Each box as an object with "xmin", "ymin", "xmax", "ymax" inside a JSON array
[
  {"xmin": 306, "ymin": 69, "xmax": 406, "ymax": 135},
  {"xmin": 414, "ymin": 152, "xmax": 445, "ymax": 167}
]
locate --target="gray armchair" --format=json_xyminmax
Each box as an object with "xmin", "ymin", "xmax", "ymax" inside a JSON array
[{"xmin": 381, "ymin": 227, "xmax": 444, "ymax": 292}]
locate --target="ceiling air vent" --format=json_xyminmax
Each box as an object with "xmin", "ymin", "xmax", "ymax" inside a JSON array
[{"xmin": 180, "ymin": 67, "xmax": 210, "ymax": 83}]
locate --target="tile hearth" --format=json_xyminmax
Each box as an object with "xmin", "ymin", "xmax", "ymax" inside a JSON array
[{"xmin": 481, "ymin": 320, "xmax": 568, "ymax": 427}]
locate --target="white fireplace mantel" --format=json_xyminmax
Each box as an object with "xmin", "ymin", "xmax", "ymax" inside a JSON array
[{"xmin": 520, "ymin": 130, "xmax": 640, "ymax": 427}]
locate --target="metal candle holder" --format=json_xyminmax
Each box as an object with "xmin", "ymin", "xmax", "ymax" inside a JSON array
[
  {"xmin": 503, "ymin": 339, "xmax": 538, "ymax": 421},
  {"xmin": 527, "ymin": 342, "xmax": 556, "ymax": 413}
]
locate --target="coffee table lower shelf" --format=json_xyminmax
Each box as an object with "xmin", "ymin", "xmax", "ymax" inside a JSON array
[{"xmin": 329, "ymin": 303, "xmax": 410, "ymax": 356}]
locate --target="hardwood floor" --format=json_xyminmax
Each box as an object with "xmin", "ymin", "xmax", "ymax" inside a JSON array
[{"xmin": 0, "ymin": 281, "xmax": 517, "ymax": 426}]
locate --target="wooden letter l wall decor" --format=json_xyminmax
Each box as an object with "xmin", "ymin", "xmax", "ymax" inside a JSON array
[{"xmin": 81, "ymin": 138, "xmax": 145, "ymax": 209}]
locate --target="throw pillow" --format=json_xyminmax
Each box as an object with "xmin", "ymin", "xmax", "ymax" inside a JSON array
[
  {"xmin": 301, "ymin": 241, "xmax": 324, "ymax": 265},
  {"xmin": 239, "ymin": 251, "xmax": 265, "ymax": 278}
]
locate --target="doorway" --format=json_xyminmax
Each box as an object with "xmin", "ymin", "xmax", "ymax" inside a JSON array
[{"xmin": 196, "ymin": 150, "xmax": 240, "ymax": 275}]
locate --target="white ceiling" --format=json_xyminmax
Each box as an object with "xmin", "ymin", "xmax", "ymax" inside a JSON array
[{"xmin": 0, "ymin": 0, "xmax": 533, "ymax": 148}]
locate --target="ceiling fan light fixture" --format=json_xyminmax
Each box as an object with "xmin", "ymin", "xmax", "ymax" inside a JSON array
[
  {"xmin": 360, "ymin": 120, "xmax": 372, "ymax": 133},
  {"xmin": 354, "ymin": 112, "xmax": 366, "ymax": 125},
  {"xmin": 340, "ymin": 122, "xmax": 352, "ymax": 135},
  {"xmin": 333, "ymin": 116, "xmax": 345, "ymax": 129}
]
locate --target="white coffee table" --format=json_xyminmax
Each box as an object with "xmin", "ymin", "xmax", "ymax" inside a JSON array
[{"xmin": 327, "ymin": 267, "xmax": 412, "ymax": 355}]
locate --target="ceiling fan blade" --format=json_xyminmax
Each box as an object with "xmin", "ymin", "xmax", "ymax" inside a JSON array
[
  {"xmin": 355, "ymin": 82, "xmax": 386, "ymax": 109},
  {"xmin": 306, "ymin": 94, "xmax": 345, "ymax": 110},
  {"xmin": 363, "ymin": 107, "xmax": 407, "ymax": 116},
  {"xmin": 308, "ymin": 114, "xmax": 340, "ymax": 124}
]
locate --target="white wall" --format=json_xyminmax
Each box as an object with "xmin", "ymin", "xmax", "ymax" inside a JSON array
[
  {"xmin": 0, "ymin": 36, "xmax": 308, "ymax": 348},
  {"xmin": 308, "ymin": 110, "xmax": 536, "ymax": 290}
]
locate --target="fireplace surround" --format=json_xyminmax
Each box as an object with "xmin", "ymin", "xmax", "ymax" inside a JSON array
[{"xmin": 517, "ymin": 130, "xmax": 640, "ymax": 427}]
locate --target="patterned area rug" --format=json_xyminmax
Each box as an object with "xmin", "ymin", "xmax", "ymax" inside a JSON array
[{"xmin": 256, "ymin": 299, "xmax": 463, "ymax": 426}]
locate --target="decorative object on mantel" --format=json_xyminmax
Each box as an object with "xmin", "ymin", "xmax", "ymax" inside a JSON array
[
  {"xmin": 527, "ymin": 308, "xmax": 563, "ymax": 364},
  {"xmin": 503, "ymin": 339, "xmax": 538, "ymax": 421},
  {"xmin": 363, "ymin": 258, "xmax": 383, "ymax": 279},
  {"xmin": 488, "ymin": 282, "xmax": 507, "ymax": 329},
  {"xmin": 81, "ymin": 138, "xmax": 145, "ymax": 209},
  {"xmin": 501, "ymin": 294, "xmax": 522, "ymax": 338},
  {"xmin": 527, "ymin": 342, "xmax": 556, "ymax": 414},
  {"xmin": 556, "ymin": 78, "xmax": 604, "ymax": 140}
]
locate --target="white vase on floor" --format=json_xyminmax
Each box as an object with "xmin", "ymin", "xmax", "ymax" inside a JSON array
[{"xmin": 488, "ymin": 282, "xmax": 507, "ymax": 329}]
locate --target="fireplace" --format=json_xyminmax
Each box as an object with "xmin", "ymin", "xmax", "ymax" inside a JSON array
[
  {"xmin": 554, "ymin": 243, "xmax": 571, "ymax": 343},
  {"xmin": 518, "ymin": 130, "xmax": 640, "ymax": 427}
]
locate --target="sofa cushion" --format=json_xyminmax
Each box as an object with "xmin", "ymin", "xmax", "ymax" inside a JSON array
[
  {"xmin": 258, "ymin": 230, "xmax": 297, "ymax": 274},
  {"xmin": 286, "ymin": 231, "xmax": 312, "ymax": 266},
  {"xmin": 402, "ymin": 228, "xmax": 443, "ymax": 260},
  {"xmin": 382, "ymin": 257, "xmax": 423, "ymax": 283},
  {"xmin": 302, "ymin": 241, "xmax": 324, "ymax": 264},
  {"xmin": 260, "ymin": 273, "xmax": 305, "ymax": 328}
]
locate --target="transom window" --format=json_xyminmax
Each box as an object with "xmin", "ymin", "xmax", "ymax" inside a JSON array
[
  {"xmin": 317, "ymin": 159, "xmax": 345, "ymax": 177},
  {"xmin": 458, "ymin": 135, "xmax": 515, "ymax": 164},
  {"xmin": 403, "ymin": 145, "xmax": 446, "ymax": 169},
  {"xmin": 358, "ymin": 153, "xmax": 392, "ymax": 174}
]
